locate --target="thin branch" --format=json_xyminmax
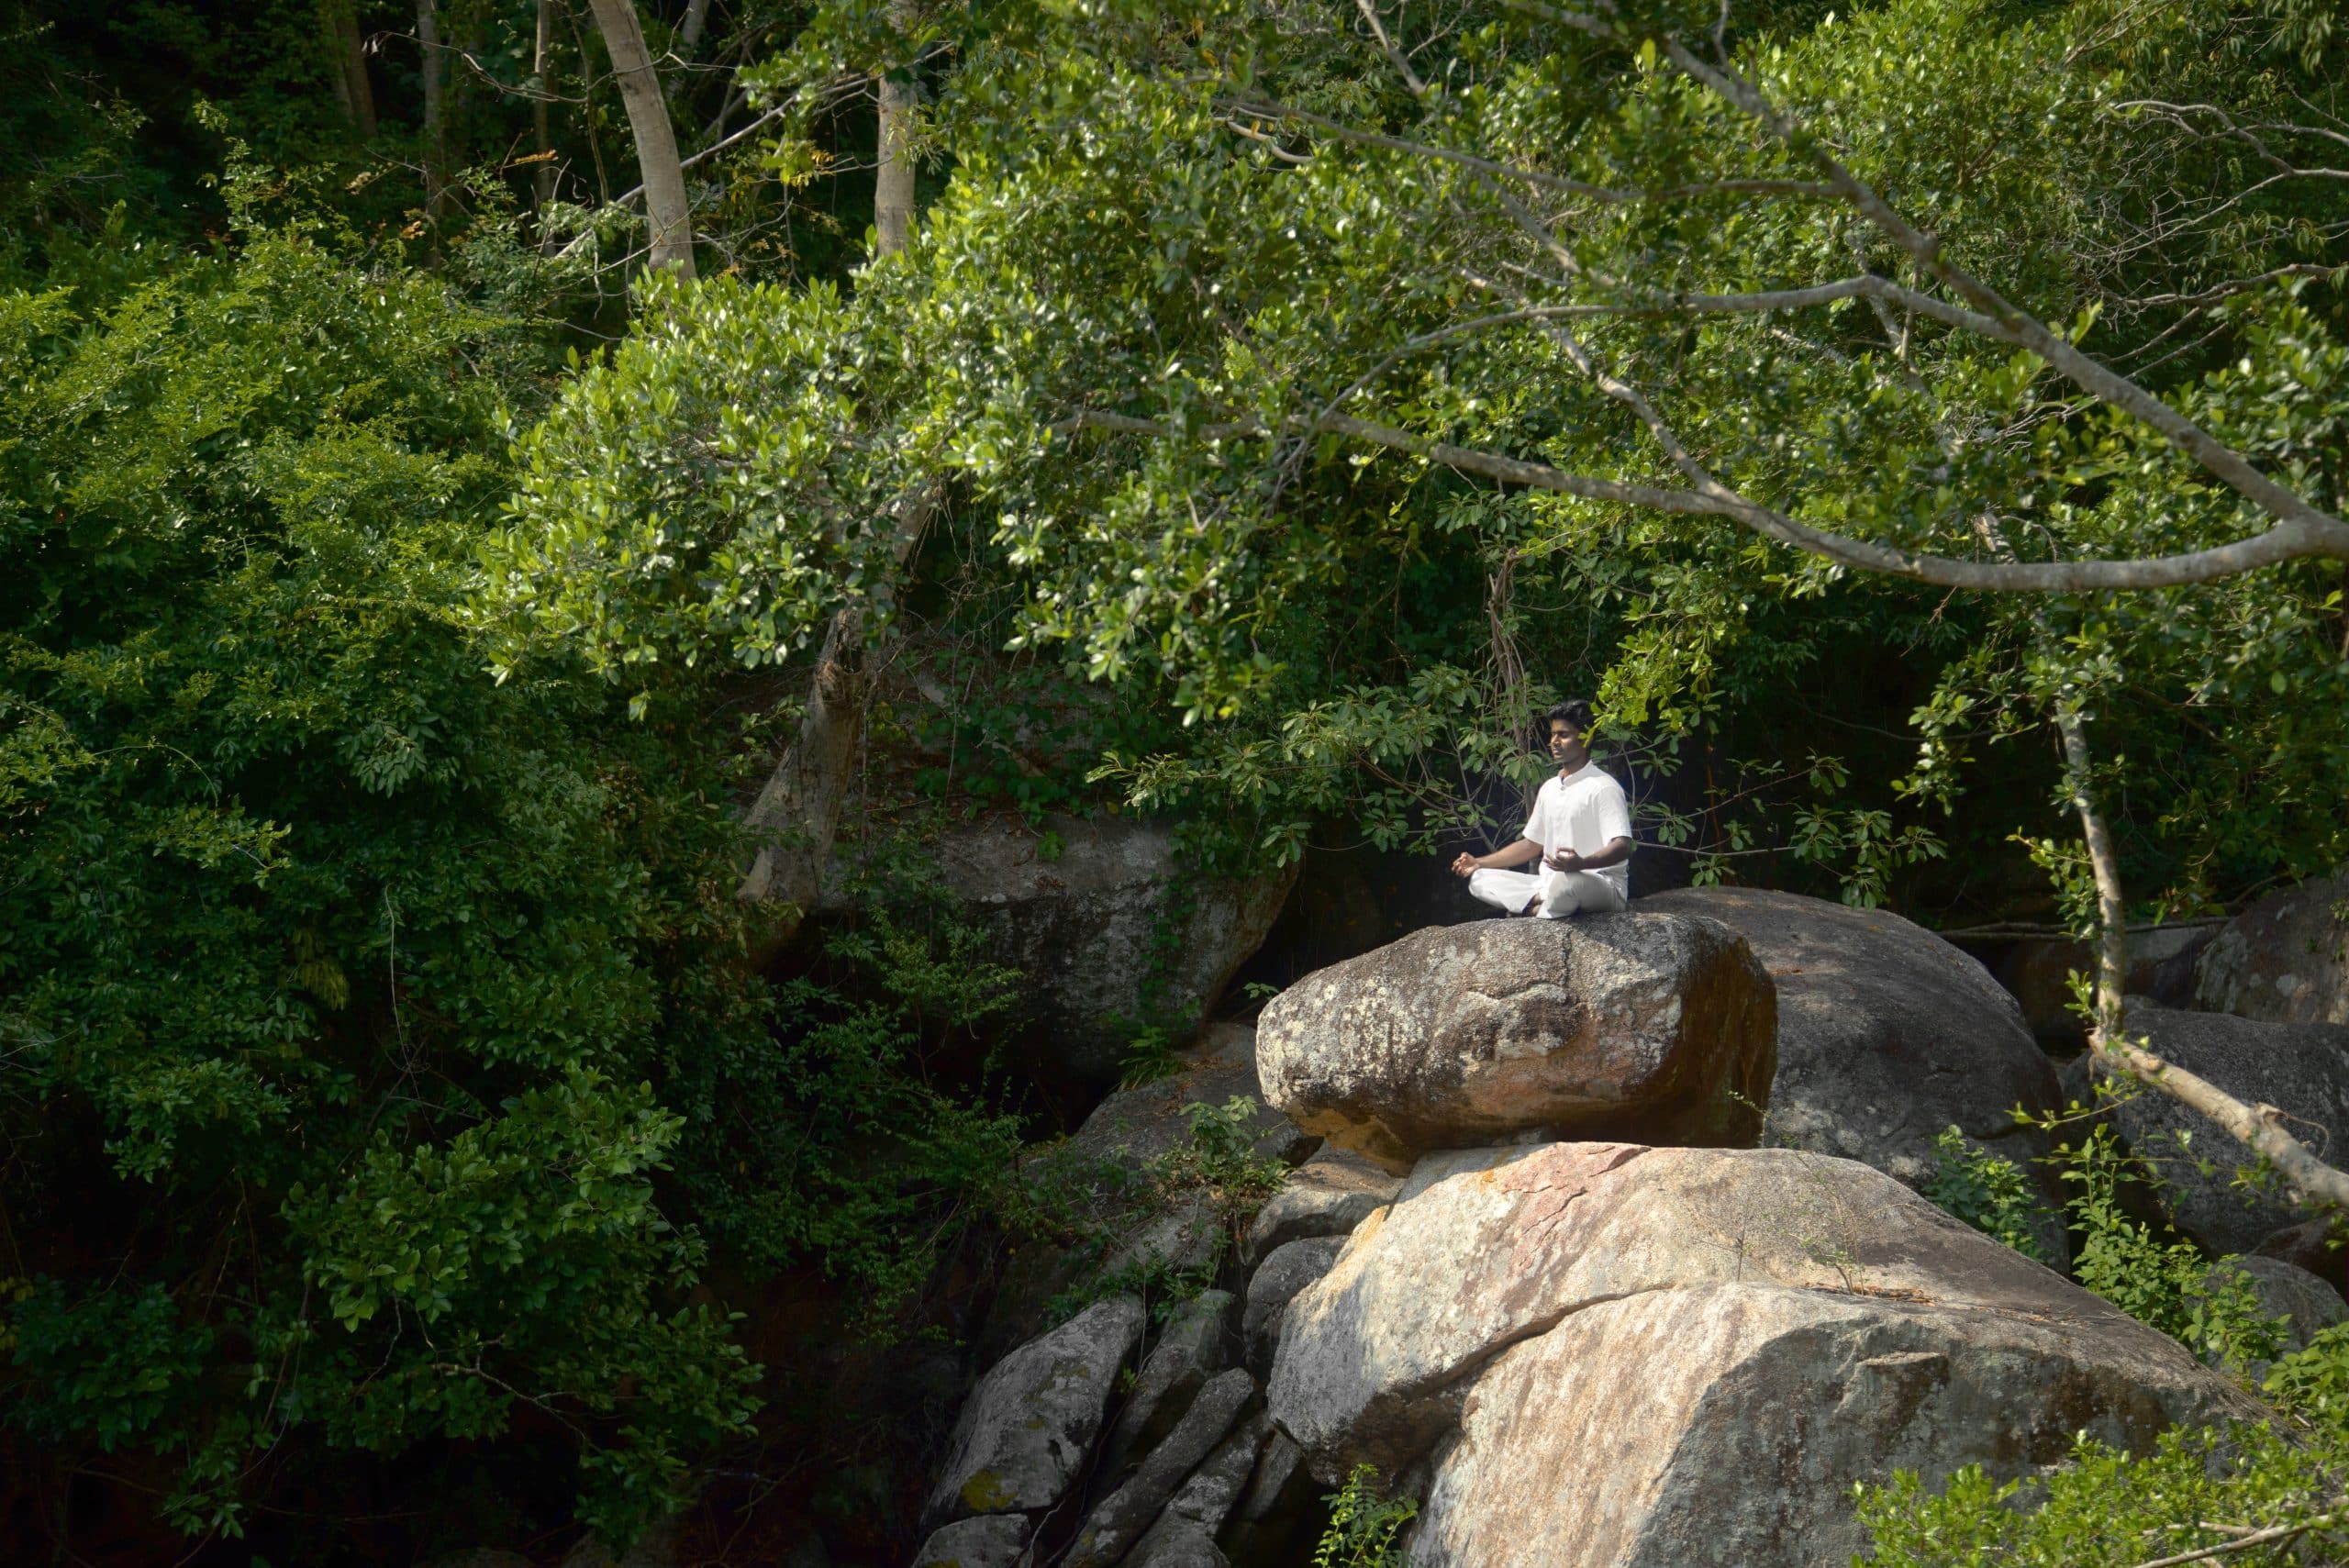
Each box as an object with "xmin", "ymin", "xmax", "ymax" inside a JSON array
[
  {"xmin": 2125, "ymin": 1507, "xmax": 2343, "ymax": 1568},
  {"xmin": 1221, "ymin": 95, "xmax": 1627, "ymax": 199},
  {"xmin": 1353, "ymin": 0, "xmax": 1427, "ymax": 95}
]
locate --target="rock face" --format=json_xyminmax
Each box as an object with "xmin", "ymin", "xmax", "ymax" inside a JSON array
[
  {"xmin": 1255, "ymin": 914, "xmax": 1776, "ymax": 1173},
  {"xmin": 1269, "ymin": 1141, "xmax": 2260, "ymax": 1568},
  {"xmin": 1099, "ymin": 1289, "xmax": 1235, "ymax": 1479},
  {"xmin": 922, "ymin": 1296, "xmax": 1144, "ymax": 1534},
  {"xmin": 1241, "ymin": 1145, "xmax": 1402, "ymax": 1270},
  {"xmin": 2230, "ymin": 1255, "xmax": 2347, "ymax": 1354},
  {"xmin": 2098, "ymin": 1001, "xmax": 2349, "ymax": 1255},
  {"xmin": 1243, "ymin": 1237, "xmax": 1347, "ymax": 1374},
  {"xmin": 2196, "ymin": 870, "xmax": 2349, "ymax": 1026},
  {"xmin": 819, "ymin": 816, "xmax": 1297, "ymax": 1084},
  {"xmin": 910, "ymin": 1514, "xmax": 1032, "ymax": 1568},
  {"xmin": 1067, "ymin": 1368, "xmax": 1256, "ymax": 1568},
  {"xmin": 1640, "ymin": 888, "xmax": 2066, "ymax": 1240}
]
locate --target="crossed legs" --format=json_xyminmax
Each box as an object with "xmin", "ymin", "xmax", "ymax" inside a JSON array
[{"xmin": 1466, "ymin": 866, "xmax": 1628, "ymax": 919}]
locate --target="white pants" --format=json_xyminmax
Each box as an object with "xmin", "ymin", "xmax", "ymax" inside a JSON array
[{"xmin": 1468, "ymin": 866, "xmax": 1628, "ymax": 919}]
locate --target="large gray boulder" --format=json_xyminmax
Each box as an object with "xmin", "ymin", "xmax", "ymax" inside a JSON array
[
  {"xmin": 1099, "ymin": 1289, "xmax": 1234, "ymax": 1479},
  {"xmin": 1241, "ymin": 1145, "xmax": 1402, "ymax": 1270},
  {"xmin": 1640, "ymin": 888, "xmax": 2066, "ymax": 1243},
  {"xmin": 909, "ymin": 1514, "xmax": 1032, "ymax": 1568},
  {"xmin": 1269, "ymin": 1141, "xmax": 2260, "ymax": 1568},
  {"xmin": 818, "ymin": 816, "xmax": 1296, "ymax": 1084},
  {"xmin": 2095, "ymin": 1001, "xmax": 2349, "ymax": 1255},
  {"xmin": 922, "ymin": 1296, "xmax": 1145, "ymax": 1534},
  {"xmin": 1244, "ymin": 1237, "xmax": 1347, "ymax": 1374},
  {"xmin": 2196, "ymin": 870, "xmax": 2349, "ymax": 1026},
  {"xmin": 1256, "ymin": 914, "xmax": 1776, "ymax": 1173},
  {"xmin": 1067, "ymin": 1368, "xmax": 1255, "ymax": 1568}
]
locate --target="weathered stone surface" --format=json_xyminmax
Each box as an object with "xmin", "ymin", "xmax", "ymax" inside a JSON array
[
  {"xmin": 2256, "ymin": 1218, "xmax": 2345, "ymax": 1300},
  {"xmin": 817, "ymin": 816, "xmax": 1296, "ymax": 1084},
  {"xmin": 1123, "ymin": 1521, "xmax": 1228, "ymax": 1568},
  {"xmin": 1641, "ymin": 887, "xmax": 2066, "ymax": 1256},
  {"xmin": 1979, "ymin": 924, "xmax": 2221, "ymax": 1048},
  {"xmin": 2096, "ymin": 1001, "xmax": 2349, "ymax": 1255},
  {"xmin": 2196, "ymin": 870, "xmax": 2349, "ymax": 1026},
  {"xmin": 1099, "ymin": 1289, "xmax": 1234, "ymax": 1479},
  {"xmin": 1067, "ymin": 1368, "xmax": 1254, "ymax": 1568},
  {"xmin": 923, "ymin": 1296, "xmax": 1145, "ymax": 1533},
  {"xmin": 2232, "ymin": 1255, "xmax": 2348, "ymax": 1353},
  {"xmin": 1241, "ymin": 1145, "xmax": 1402, "ymax": 1271},
  {"xmin": 1256, "ymin": 914, "xmax": 1776, "ymax": 1173},
  {"xmin": 1269, "ymin": 1141, "xmax": 2259, "ymax": 1568},
  {"xmin": 910, "ymin": 1514, "xmax": 1032, "ymax": 1568},
  {"xmin": 1220, "ymin": 1431, "xmax": 1322, "ymax": 1567},
  {"xmin": 1152, "ymin": 1411, "xmax": 1272, "ymax": 1538},
  {"xmin": 1065, "ymin": 1025, "xmax": 1315, "ymax": 1174},
  {"xmin": 1244, "ymin": 1237, "xmax": 1346, "ymax": 1374}
]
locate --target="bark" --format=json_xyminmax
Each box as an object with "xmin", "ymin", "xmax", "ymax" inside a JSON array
[
  {"xmin": 736, "ymin": 9, "xmax": 926, "ymax": 933},
  {"xmin": 323, "ymin": 0, "xmax": 377, "ymax": 139},
  {"xmin": 417, "ymin": 0, "xmax": 448, "ymax": 218},
  {"xmin": 531, "ymin": 0, "xmax": 558, "ymax": 218},
  {"xmin": 584, "ymin": 0, "xmax": 696, "ymax": 276},
  {"xmin": 2059, "ymin": 705, "xmax": 2349, "ymax": 1215},
  {"xmin": 681, "ymin": 0, "xmax": 714, "ymax": 50}
]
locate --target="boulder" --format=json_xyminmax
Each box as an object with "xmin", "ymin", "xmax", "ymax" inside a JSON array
[
  {"xmin": 559, "ymin": 1522, "xmax": 676, "ymax": 1568},
  {"xmin": 1145, "ymin": 1411, "xmax": 1274, "ymax": 1542},
  {"xmin": 1123, "ymin": 1522, "xmax": 1227, "ymax": 1568},
  {"xmin": 1066, "ymin": 1368, "xmax": 1255, "ymax": 1568},
  {"xmin": 1244, "ymin": 1237, "xmax": 1346, "ymax": 1374},
  {"xmin": 922, "ymin": 1296, "xmax": 1145, "ymax": 1534},
  {"xmin": 1064, "ymin": 1025, "xmax": 1313, "ymax": 1174},
  {"xmin": 818, "ymin": 816, "xmax": 1296, "ymax": 1085},
  {"xmin": 2230, "ymin": 1255, "xmax": 2347, "ymax": 1353},
  {"xmin": 2256, "ymin": 1219, "xmax": 2345, "ymax": 1301},
  {"xmin": 1099, "ymin": 1289, "xmax": 1235, "ymax": 1479},
  {"xmin": 2195, "ymin": 870, "xmax": 2349, "ymax": 1026},
  {"xmin": 1640, "ymin": 888, "xmax": 2066, "ymax": 1247},
  {"xmin": 1256, "ymin": 914, "xmax": 1776, "ymax": 1173},
  {"xmin": 1979, "ymin": 924, "xmax": 2221, "ymax": 1047},
  {"xmin": 1269, "ymin": 1141, "xmax": 2260, "ymax": 1568},
  {"xmin": 2095, "ymin": 1001, "xmax": 2349, "ymax": 1255},
  {"xmin": 1220, "ymin": 1431, "xmax": 1323, "ymax": 1567},
  {"xmin": 910, "ymin": 1514, "xmax": 1032, "ymax": 1568},
  {"xmin": 1241, "ymin": 1146, "xmax": 1402, "ymax": 1270}
]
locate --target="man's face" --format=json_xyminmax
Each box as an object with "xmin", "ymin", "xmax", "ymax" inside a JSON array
[{"xmin": 1548, "ymin": 721, "xmax": 1586, "ymax": 766}]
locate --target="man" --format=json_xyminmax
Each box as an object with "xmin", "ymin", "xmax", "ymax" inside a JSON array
[{"xmin": 1451, "ymin": 699, "xmax": 1633, "ymax": 917}]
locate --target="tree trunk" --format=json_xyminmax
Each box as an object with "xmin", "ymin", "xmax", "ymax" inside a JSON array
[
  {"xmin": 322, "ymin": 1, "xmax": 377, "ymax": 139},
  {"xmin": 584, "ymin": 0, "xmax": 696, "ymax": 277},
  {"xmin": 416, "ymin": 0, "xmax": 448, "ymax": 218},
  {"xmin": 736, "ymin": 10, "xmax": 926, "ymax": 935},
  {"xmin": 681, "ymin": 0, "xmax": 714, "ymax": 50},
  {"xmin": 531, "ymin": 0, "xmax": 558, "ymax": 218}
]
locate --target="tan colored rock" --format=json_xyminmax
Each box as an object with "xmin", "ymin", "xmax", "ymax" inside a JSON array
[
  {"xmin": 1269, "ymin": 1142, "xmax": 2261, "ymax": 1567},
  {"xmin": 2196, "ymin": 869, "xmax": 2349, "ymax": 1026},
  {"xmin": 1255, "ymin": 915, "xmax": 1776, "ymax": 1173}
]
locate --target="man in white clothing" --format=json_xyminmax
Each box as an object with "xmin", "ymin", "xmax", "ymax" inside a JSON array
[{"xmin": 1450, "ymin": 699, "xmax": 1633, "ymax": 917}]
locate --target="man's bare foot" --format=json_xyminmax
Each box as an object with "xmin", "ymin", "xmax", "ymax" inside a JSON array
[{"xmin": 1520, "ymin": 895, "xmax": 1542, "ymax": 917}]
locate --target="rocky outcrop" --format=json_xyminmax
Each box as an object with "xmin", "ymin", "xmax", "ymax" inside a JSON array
[
  {"xmin": 1241, "ymin": 1146, "xmax": 1400, "ymax": 1270},
  {"xmin": 1640, "ymin": 887, "xmax": 2066, "ymax": 1251},
  {"xmin": 921, "ymin": 1296, "xmax": 1144, "ymax": 1535},
  {"xmin": 1269, "ymin": 1140, "xmax": 2260, "ymax": 1568},
  {"xmin": 2256, "ymin": 1219, "xmax": 2344, "ymax": 1300},
  {"xmin": 1068, "ymin": 1369, "xmax": 1256, "ymax": 1568},
  {"xmin": 1255, "ymin": 914, "xmax": 1776, "ymax": 1173},
  {"xmin": 910, "ymin": 1515, "xmax": 1032, "ymax": 1568},
  {"xmin": 2231, "ymin": 1255, "xmax": 2346, "ymax": 1354},
  {"xmin": 2196, "ymin": 870, "xmax": 2349, "ymax": 1026},
  {"xmin": 2092, "ymin": 1001, "xmax": 2349, "ymax": 1254},
  {"xmin": 1242, "ymin": 1238, "xmax": 1346, "ymax": 1374},
  {"xmin": 1099, "ymin": 1290, "xmax": 1235, "ymax": 1479},
  {"xmin": 819, "ymin": 816, "xmax": 1296, "ymax": 1084}
]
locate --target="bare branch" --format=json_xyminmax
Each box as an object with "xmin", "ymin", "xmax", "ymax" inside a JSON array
[
  {"xmin": 1222, "ymin": 95, "xmax": 1628, "ymax": 199},
  {"xmin": 1057, "ymin": 408, "xmax": 2349, "ymax": 587},
  {"xmin": 1353, "ymin": 0, "xmax": 1428, "ymax": 95}
]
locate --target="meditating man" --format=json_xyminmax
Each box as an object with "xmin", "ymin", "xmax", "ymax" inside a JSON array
[{"xmin": 1450, "ymin": 699, "xmax": 1634, "ymax": 917}]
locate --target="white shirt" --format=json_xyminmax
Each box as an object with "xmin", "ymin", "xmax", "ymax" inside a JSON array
[{"xmin": 1523, "ymin": 763, "xmax": 1633, "ymax": 895}]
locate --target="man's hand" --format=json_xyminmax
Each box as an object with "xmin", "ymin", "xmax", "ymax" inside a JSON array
[
  {"xmin": 1543, "ymin": 848, "xmax": 1584, "ymax": 873},
  {"xmin": 1450, "ymin": 851, "xmax": 1480, "ymax": 878}
]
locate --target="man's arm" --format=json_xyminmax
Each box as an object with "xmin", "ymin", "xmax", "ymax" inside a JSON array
[
  {"xmin": 1543, "ymin": 836, "xmax": 1634, "ymax": 873},
  {"xmin": 1450, "ymin": 839, "xmax": 1546, "ymax": 877}
]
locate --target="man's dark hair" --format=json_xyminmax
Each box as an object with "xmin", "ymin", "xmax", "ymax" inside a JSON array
[{"xmin": 1542, "ymin": 698, "xmax": 1596, "ymax": 737}]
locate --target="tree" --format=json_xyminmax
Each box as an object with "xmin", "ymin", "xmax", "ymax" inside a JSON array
[{"xmin": 586, "ymin": 0, "xmax": 696, "ymax": 275}]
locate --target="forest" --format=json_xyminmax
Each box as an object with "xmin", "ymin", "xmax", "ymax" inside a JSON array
[{"xmin": 2, "ymin": 0, "xmax": 2346, "ymax": 1563}]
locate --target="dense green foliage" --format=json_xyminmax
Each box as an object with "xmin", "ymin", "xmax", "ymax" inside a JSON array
[{"xmin": 11, "ymin": 0, "xmax": 2349, "ymax": 1560}]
